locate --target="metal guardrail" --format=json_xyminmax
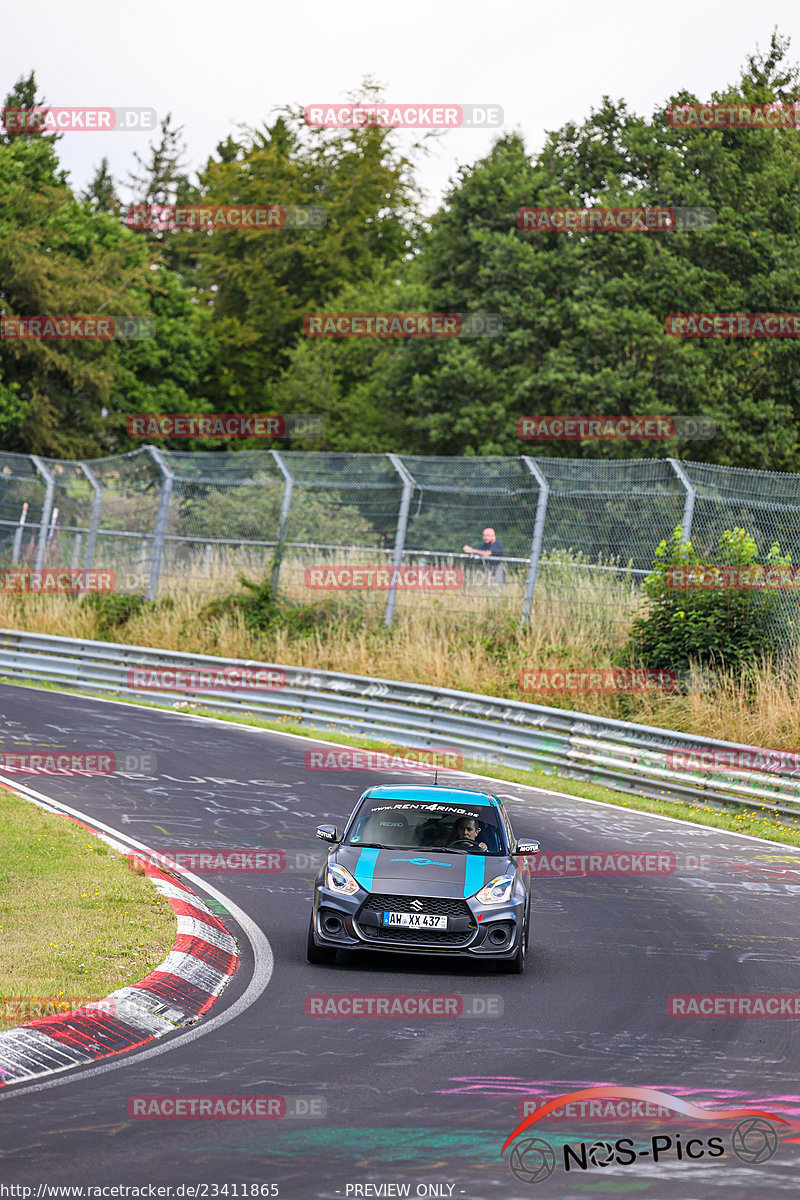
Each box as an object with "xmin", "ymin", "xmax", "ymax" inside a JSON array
[{"xmin": 0, "ymin": 626, "xmax": 798, "ymax": 821}]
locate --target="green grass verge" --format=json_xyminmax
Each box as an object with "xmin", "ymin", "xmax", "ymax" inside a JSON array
[
  {"xmin": 0, "ymin": 787, "xmax": 175, "ymax": 1031},
  {"xmin": 2, "ymin": 674, "xmax": 797, "ymax": 849}
]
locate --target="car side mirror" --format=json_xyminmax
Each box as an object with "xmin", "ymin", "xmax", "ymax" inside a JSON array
[
  {"xmin": 515, "ymin": 839, "xmax": 540, "ymax": 854},
  {"xmin": 316, "ymin": 824, "xmax": 339, "ymax": 843}
]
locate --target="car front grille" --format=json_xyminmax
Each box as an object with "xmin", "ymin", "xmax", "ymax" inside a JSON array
[
  {"xmin": 356, "ymin": 893, "xmax": 475, "ymax": 948},
  {"xmin": 361, "ymin": 893, "xmax": 471, "ymax": 918}
]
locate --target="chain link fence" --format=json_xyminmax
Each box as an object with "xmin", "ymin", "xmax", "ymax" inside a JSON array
[{"xmin": 3, "ymin": 447, "xmax": 800, "ymax": 629}]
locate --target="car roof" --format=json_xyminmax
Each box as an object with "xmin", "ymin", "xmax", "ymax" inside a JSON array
[{"xmin": 362, "ymin": 784, "xmax": 499, "ymax": 807}]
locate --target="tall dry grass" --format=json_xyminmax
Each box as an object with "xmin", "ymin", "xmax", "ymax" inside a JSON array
[{"xmin": 2, "ymin": 557, "xmax": 799, "ymax": 750}]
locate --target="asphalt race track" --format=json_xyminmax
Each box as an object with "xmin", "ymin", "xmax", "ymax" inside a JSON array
[{"xmin": 1, "ymin": 681, "xmax": 799, "ymax": 1198}]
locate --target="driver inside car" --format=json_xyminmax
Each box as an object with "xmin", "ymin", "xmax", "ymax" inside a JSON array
[{"xmin": 455, "ymin": 815, "xmax": 488, "ymax": 851}]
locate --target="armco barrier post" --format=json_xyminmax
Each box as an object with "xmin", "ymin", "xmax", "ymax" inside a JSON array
[
  {"xmin": 270, "ymin": 450, "xmax": 294, "ymax": 594},
  {"xmin": 30, "ymin": 456, "xmax": 55, "ymax": 573},
  {"xmin": 384, "ymin": 454, "xmax": 417, "ymax": 627},
  {"xmin": 521, "ymin": 457, "xmax": 550, "ymax": 626},
  {"xmin": 146, "ymin": 446, "xmax": 174, "ymax": 600},
  {"xmin": 79, "ymin": 461, "xmax": 103, "ymax": 573},
  {"xmin": 668, "ymin": 458, "xmax": 696, "ymax": 542}
]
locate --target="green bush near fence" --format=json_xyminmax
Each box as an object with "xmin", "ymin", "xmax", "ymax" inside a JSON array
[
  {"xmin": 198, "ymin": 571, "xmax": 369, "ymax": 640},
  {"xmin": 626, "ymin": 527, "xmax": 792, "ymax": 673},
  {"xmin": 79, "ymin": 592, "xmax": 174, "ymax": 636},
  {"xmin": 80, "ymin": 592, "xmax": 150, "ymax": 633}
]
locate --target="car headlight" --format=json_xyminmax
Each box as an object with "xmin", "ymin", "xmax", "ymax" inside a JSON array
[
  {"xmin": 475, "ymin": 875, "xmax": 514, "ymax": 904},
  {"xmin": 326, "ymin": 862, "xmax": 360, "ymax": 895}
]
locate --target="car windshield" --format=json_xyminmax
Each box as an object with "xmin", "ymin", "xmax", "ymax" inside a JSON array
[{"xmin": 345, "ymin": 797, "xmax": 505, "ymax": 855}]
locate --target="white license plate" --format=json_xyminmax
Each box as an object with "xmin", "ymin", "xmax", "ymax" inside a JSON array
[{"xmin": 382, "ymin": 911, "xmax": 447, "ymax": 929}]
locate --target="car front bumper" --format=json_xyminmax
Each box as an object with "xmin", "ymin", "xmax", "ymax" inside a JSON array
[{"xmin": 311, "ymin": 884, "xmax": 526, "ymax": 959}]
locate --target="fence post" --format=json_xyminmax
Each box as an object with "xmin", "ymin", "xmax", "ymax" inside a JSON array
[
  {"xmin": 79, "ymin": 461, "xmax": 102, "ymax": 571},
  {"xmin": 12, "ymin": 502, "xmax": 29, "ymax": 564},
  {"xmin": 30, "ymin": 456, "xmax": 55, "ymax": 573},
  {"xmin": 521, "ymin": 457, "xmax": 550, "ymax": 626},
  {"xmin": 668, "ymin": 458, "xmax": 696, "ymax": 541},
  {"xmin": 145, "ymin": 446, "xmax": 173, "ymax": 600},
  {"xmin": 384, "ymin": 454, "xmax": 416, "ymax": 628},
  {"xmin": 270, "ymin": 450, "xmax": 294, "ymax": 593}
]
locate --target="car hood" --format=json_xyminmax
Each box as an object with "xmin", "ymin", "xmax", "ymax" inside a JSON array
[{"xmin": 335, "ymin": 845, "xmax": 513, "ymax": 898}]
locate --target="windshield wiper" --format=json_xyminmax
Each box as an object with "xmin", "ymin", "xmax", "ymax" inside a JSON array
[
  {"xmin": 346, "ymin": 842, "xmax": 417, "ymax": 850},
  {"xmin": 420, "ymin": 845, "xmax": 468, "ymax": 854}
]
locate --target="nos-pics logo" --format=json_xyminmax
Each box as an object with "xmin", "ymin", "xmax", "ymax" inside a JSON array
[{"xmin": 502, "ymin": 1087, "xmax": 787, "ymax": 1183}]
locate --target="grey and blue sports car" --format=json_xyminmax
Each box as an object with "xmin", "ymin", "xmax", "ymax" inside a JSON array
[{"xmin": 306, "ymin": 784, "xmax": 540, "ymax": 973}]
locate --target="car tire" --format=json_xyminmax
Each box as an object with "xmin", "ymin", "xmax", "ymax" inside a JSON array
[
  {"xmin": 306, "ymin": 915, "xmax": 337, "ymax": 965},
  {"xmin": 497, "ymin": 907, "xmax": 527, "ymax": 975}
]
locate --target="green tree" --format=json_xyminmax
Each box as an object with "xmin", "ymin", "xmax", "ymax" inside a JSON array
[
  {"xmin": 82, "ymin": 157, "xmax": 120, "ymax": 216},
  {"xmin": 0, "ymin": 84, "xmax": 214, "ymax": 457},
  {"xmin": 126, "ymin": 112, "xmax": 190, "ymax": 208},
  {"xmin": 1, "ymin": 70, "xmax": 60, "ymax": 152},
  {"xmin": 281, "ymin": 33, "xmax": 800, "ymax": 466},
  {"xmin": 188, "ymin": 92, "xmax": 425, "ymax": 423}
]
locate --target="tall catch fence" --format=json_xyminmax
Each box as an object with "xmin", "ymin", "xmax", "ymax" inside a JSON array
[{"xmin": 2, "ymin": 447, "xmax": 800, "ymax": 629}]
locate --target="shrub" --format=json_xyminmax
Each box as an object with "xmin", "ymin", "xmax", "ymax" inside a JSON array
[
  {"xmin": 81, "ymin": 592, "xmax": 149, "ymax": 634},
  {"xmin": 199, "ymin": 573, "xmax": 282, "ymax": 633},
  {"xmin": 199, "ymin": 566, "xmax": 366, "ymax": 641},
  {"xmin": 625, "ymin": 526, "xmax": 790, "ymax": 673}
]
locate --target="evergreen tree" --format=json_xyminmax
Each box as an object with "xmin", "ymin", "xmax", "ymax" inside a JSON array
[{"xmin": 83, "ymin": 157, "xmax": 120, "ymax": 215}]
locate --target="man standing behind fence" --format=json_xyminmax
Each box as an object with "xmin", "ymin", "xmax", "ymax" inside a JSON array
[{"xmin": 463, "ymin": 527, "xmax": 506, "ymax": 584}]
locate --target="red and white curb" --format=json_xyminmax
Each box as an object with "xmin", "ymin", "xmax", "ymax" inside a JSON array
[{"xmin": 0, "ymin": 814, "xmax": 239, "ymax": 1087}]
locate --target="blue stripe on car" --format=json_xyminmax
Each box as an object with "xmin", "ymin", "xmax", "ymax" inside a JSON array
[
  {"xmin": 463, "ymin": 855, "xmax": 485, "ymax": 897},
  {"xmin": 354, "ymin": 847, "xmax": 380, "ymax": 890}
]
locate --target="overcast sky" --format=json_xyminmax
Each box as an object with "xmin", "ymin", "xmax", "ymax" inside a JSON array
[{"xmin": 5, "ymin": 2, "xmax": 800, "ymax": 211}]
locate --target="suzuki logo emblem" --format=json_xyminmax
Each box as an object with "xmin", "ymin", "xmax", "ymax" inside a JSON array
[{"xmin": 410, "ymin": 900, "xmax": 423, "ymax": 910}]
